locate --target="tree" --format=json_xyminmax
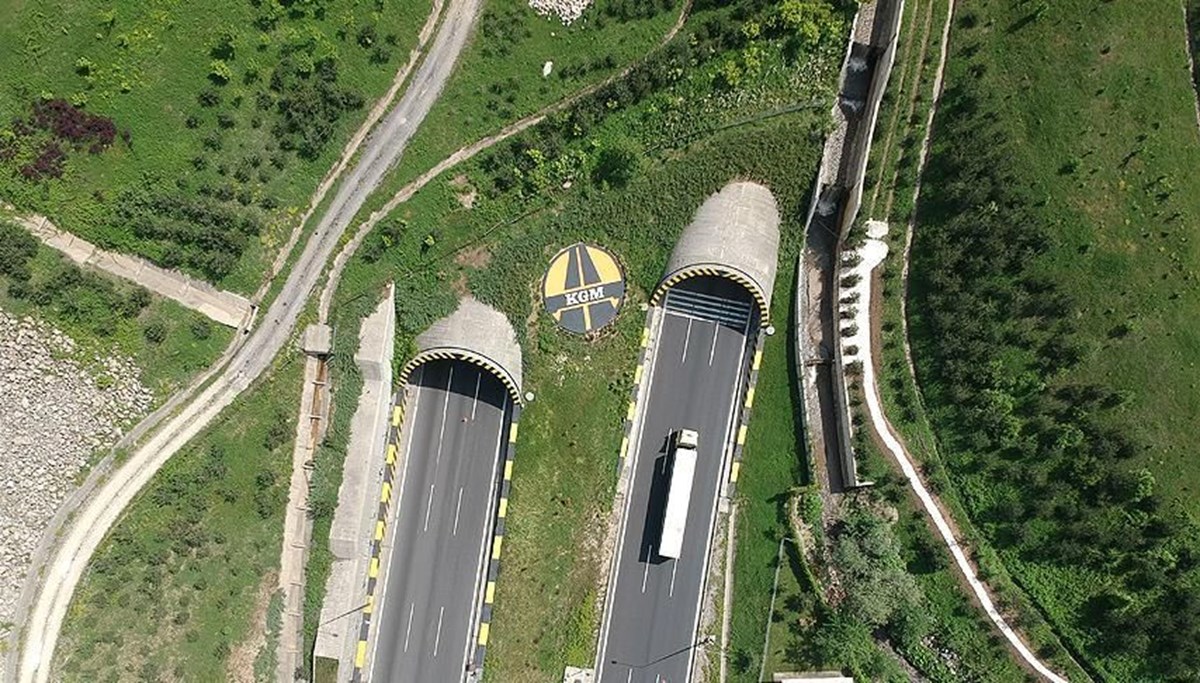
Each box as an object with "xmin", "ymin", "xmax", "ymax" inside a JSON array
[
  {"xmin": 143, "ymin": 320, "xmax": 167, "ymax": 344},
  {"xmin": 591, "ymin": 137, "xmax": 643, "ymax": 189},
  {"xmin": 0, "ymin": 221, "xmax": 39, "ymax": 281}
]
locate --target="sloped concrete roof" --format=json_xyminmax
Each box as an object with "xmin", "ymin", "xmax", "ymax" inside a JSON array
[
  {"xmin": 398, "ymin": 297, "xmax": 524, "ymax": 404},
  {"xmin": 653, "ymin": 181, "xmax": 781, "ymax": 322}
]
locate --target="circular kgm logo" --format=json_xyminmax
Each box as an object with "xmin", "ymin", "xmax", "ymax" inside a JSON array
[{"xmin": 542, "ymin": 243, "xmax": 626, "ymax": 335}]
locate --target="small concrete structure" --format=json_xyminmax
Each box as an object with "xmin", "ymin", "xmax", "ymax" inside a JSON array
[
  {"xmin": 652, "ymin": 181, "xmax": 782, "ymax": 323},
  {"xmin": 773, "ymin": 674, "xmax": 854, "ymax": 683},
  {"xmin": 399, "ymin": 297, "xmax": 524, "ymax": 405},
  {"xmin": 562, "ymin": 666, "xmax": 594, "ymax": 683},
  {"xmin": 303, "ymin": 324, "xmax": 333, "ymax": 357}
]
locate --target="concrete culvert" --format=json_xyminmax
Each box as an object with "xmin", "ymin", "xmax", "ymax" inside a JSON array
[
  {"xmin": 652, "ymin": 181, "xmax": 782, "ymax": 323},
  {"xmin": 398, "ymin": 297, "xmax": 524, "ymax": 405}
]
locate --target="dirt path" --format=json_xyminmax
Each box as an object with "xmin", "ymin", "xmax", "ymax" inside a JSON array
[
  {"xmin": 851, "ymin": 228, "xmax": 1068, "ymax": 681},
  {"xmin": 254, "ymin": 0, "xmax": 448, "ymax": 304},
  {"xmin": 226, "ymin": 571, "xmax": 279, "ymax": 683},
  {"xmin": 317, "ymin": 0, "xmax": 694, "ymax": 322}
]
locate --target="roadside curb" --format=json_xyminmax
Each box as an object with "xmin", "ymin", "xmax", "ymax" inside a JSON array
[
  {"xmin": 727, "ymin": 331, "xmax": 766, "ymax": 495},
  {"xmin": 470, "ymin": 406, "xmax": 522, "ymax": 674},
  {"xmin": 349, "ymin": 399, "xmax": 406, "ymax": 682},
  {"xmin": 619, "ymin": 313, "xmax": 657, "ymax": 477}
]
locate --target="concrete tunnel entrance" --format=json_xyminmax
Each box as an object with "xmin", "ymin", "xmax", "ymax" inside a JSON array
[
  {"xmin": 397, "ymin": 296, "xmax": 524, "ymax": 406},
  {"xmin": 650, "ymin": 181, "xmax": 782, "ymax": 322}
]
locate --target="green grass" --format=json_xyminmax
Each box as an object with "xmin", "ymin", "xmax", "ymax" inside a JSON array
[
  {"xmin": 894, "ymin": 0, "xmax": 1200, "ymax": 679},
  {"xmin": 355, "ymin": 0, "xmax": 683, "ymax": 214},
  {"xmin": 0, "ymin": 0, "xmax": 431, "ymax": 293},
  {"xmin": 302, "ymin": 2, "xmax": 851, "ymax": 679},
  {"xmin": 56, "ymin": 352, "xmax": 301, "ymax": 681},
  {"xmin": 960, "ymin": 0, "xmax": 1200, "ymax": 511},
  {"xmin": 0, "ymin": 234, "xmax": 231, "ymax": 398},
  {"xmin": 861, "ymin": 0, "xmax": 949, "ymax": 223}
]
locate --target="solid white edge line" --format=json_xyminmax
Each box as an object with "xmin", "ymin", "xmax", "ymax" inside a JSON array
[
  {"xmin": 683, "ymin": 315, "xmax": 752, "ymax": 682},
  {"xmin": 369, "ymin": 367, "xmax": 424, "ymax": 676},
  {"xmin": 594, "ymin": 306, "xmax": 666, "ymax": 680},
  {"xmin": 459, "ymin": 391, "xmax": 509, "ymax": 680}
]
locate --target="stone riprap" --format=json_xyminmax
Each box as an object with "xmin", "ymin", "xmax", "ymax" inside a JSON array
[
  {"xmin": 528, "ymin": 0, "xmax": 593, "ymax": 24},
  {"xmin": 0, "ymin": 311, "xmax": 152, "ymax": 669}
]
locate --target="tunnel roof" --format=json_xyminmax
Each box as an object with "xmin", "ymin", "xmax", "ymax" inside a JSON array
[
  {"xmin": 399, "ymin": 297, "xmax": 524, "ymax": 405},
  {"xmin": 652, "ymin": 181, "xmax": 781, "ymax": 323}
]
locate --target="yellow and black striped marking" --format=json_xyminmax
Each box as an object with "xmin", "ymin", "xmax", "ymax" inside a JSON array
[
  {"xmin": 350, "ymin": 397, "xmax": 407, "ymax": 683},
  {"xmin": 472, "ymin": 409, "xmax": 521, "ymax": 670},
  {"xmin": 399, "ymin": 348, "xmax": 522, "ymax": 406},
  {"xmin": 728, "ymin": 334, "xmax": 767, "ymax": 490},
  {"xmin": 542, "ymin": 243, "xmax": 626, "ymax": 335},
  {"xmin": 652, "ymin": 264, "xmax": 770, "ymax": 325}
]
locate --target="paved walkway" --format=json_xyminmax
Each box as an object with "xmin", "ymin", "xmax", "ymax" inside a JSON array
[
  {"xmin": 844, "ymin": 226, "xmax": 1068, "ymax": 683},
  {"xmin": 3, "ymin": 206, "xmax": 254, "ymax": 329}
]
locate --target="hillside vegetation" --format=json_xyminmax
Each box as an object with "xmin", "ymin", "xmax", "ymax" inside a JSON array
[
  {"xmin": 0, "ymin": 0, "xmax": 430, "ymax": 293},
  {"xmin": 908, "ymin": 0, "xmax": 1200, "ymax": 679}
]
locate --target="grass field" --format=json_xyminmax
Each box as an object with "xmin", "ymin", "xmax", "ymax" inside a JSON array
[
  {"xmin": 392, "ymin": 0, "xmax": 682, "ymax": 175},
  {"xmin": 0, "ymin": 0, "xmax": 430, "ymax": 293},
  {"xmin": 56, "ymin": 352, "xmax": 301, "ymax": 681},
  {"xmin": 898, "ymin": 0, "xmax": 1200, "ymax": 679}
]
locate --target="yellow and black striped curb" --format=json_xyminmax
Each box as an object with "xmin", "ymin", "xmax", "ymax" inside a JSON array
[
  {"xmin": 350, "ymin": 399, "xmax": 406, "ymax": 683},
  {"xmin": 618, "ymin": 318, "xmax": 656, "ymax": 471},
  {"xmin": 399, "ymin": 348, "xmax": 523, "ymax": 407},
  {"xmin": 471, "ymin": 407, "xmax": 521, "ymax": 671},
  {"xmin": 728, "ymin": 333, "xmax": 767, "ymax": 492},
  {"xmin": 650, "ymin": 264, "xmax": 770, "ymax": 325}
]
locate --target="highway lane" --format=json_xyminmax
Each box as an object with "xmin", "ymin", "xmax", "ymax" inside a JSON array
[
  {"xmin": 13, "ymin": 1, "xmax": 482, "ymax": 679},
  {"xmin": 372, "ymin": 360, "xmax": 510, "ymax": 682},
  {"xmin": 597, "ymin": 278, "xmax": 755, "ymax": 683}
]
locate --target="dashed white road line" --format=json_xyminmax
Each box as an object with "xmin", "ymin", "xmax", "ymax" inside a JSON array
[
  {"xmin": 423, "ymin": 484, "xmax": 436, "ymax": 531},
  {"xmin": 708, "ymin": 323, "xmax": 719, "ymax": 366},
  {"xmin": 403, "ymin": 603, "xmax": 416, "ymax": 652},
  {"xmin": 452, "ymin": 486, "xmax": 464, "ymax": 536},
  {"xmin": 432, "ymin": 605, "xmax": 446, "ymax": 657},
  {"xmin": 669, "ymin": 558, "xmax": 679, "ymax": 598},
  {"xmin": 681, "ymin": 318, "xmax": 693, "ymax": 363}
]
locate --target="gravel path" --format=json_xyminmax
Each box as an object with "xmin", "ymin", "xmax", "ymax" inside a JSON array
[{"xmin": 0, "ymin": 312, "xmax": 151, "ymax": 672}]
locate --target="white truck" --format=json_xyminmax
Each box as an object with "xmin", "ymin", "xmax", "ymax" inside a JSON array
[{"xmin": 658, "ymin": 429, "xmax": 699, "ymax": 559}]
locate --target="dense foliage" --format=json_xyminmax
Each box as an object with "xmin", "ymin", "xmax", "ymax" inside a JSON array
[
  {"xmin": 0, "ymin": 98, "xmax": 124, "ymax": 180},
  {"xmin": 909, "ymin": 26, "xmax": 1200, "ymax": 683}
]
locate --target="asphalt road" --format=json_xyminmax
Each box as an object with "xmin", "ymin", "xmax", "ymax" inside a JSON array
[
  {"xmin": 372, "ymin": 360, "xmax": 510, "ymax": 683},
  {"xmin": 597, "ymin": 277, "xmax": 755, "ymax": 683},
  {"xmin": 13, "ymin": 1, "xmax": 481, "ymax": 679}
]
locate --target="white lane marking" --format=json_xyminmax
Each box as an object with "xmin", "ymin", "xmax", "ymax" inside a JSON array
[
  {"xmin": 642, "ymin": 545, "xmax": 653, "ymax": 593},
  {"xmin": 471, "ymin": 370, "xmax": 482, "ymax": 419},
  {"xmin": 684, "ymin": 314, "xmax": 753, "ymax": 681},
  {"xmin": 369, "ymin": 372, "xmax": 423, "ymax": 676},
  {"xmin": 669, "ymin": 557, "xmax": 679, "ymax": 598},
  {"xmin": 460, "ymin": 393, "xmax": 510, "ymax": 678},
  {"xmin": 423, "ymin": 484, "xmax": 435, "ymax": 531},
  {"xmin": 595, "ymin": 307, "xmax": 666, "ymax": 680},
  {"xmin": 403, "ymin": 603, "xmax": 416, "ymax": 652},
  {"xmin": 432, "ymin": 605, "xmax": 445, "ymax": 657},
  {"xmin": 680, "ymin": 318, "xmax": 693, "ymax": 363},
  {"xmin": 452, "ymin": 486, "xmax": 464, "ymax": 536},
  {"xmin": 708, "ymin": 323, "xmax": 719, "ymax": 367},
  {"xmin": 435, "ymin": 365, "xmax": 455, "ymax": 468},
  {"xmin": 626, "ymin": 670, "xmax": 633, "ymax": 683}
]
